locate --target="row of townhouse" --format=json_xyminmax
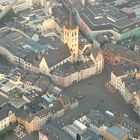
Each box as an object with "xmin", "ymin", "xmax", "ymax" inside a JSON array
[
  {"xmin": 51, "ymin": 45, "xmax": 104, "ymax": 87},
  {"xmin": 110, "ymin": 65, "xmax": 140, "ymax": 116},
  {"xmin": 0, "ymin": 95, "xmax": 78, "ymax": 133},
  {"xmin": 0, "ymin": 24, "xmax": 104, "ymax": 87}
]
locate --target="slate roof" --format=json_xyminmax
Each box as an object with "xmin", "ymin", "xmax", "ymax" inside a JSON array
[
  {"xmin": 112, "ymin": 66, "xmax": 126, "ymax": 77},
  {"xmin": 112, "ymin": 64, "xmax": 138, "ymax": 77},
  {"xmin": 43, "ymin": 43, "xmax": 71, "ymax": 68},
  {"xmin": 122, "ymin": 75, "xmax": 140, "ymax": 93},
  {"xmin": 17, "ymin": 110, "xmax": 35, "ymax": 122},
  {"xmin": 107, "ymin": 125, "xmax": 127, "ymax": 138},
  {"xmin": 25, "ymin": 97, "xmax": 43, "ymax": 113},
  {"xmin": 24, "ymin": 52, "xmax": 39, "ymax": 65},
  {"xmin": 40, "ymin": 123, "xmax": 73, "ymax": 140},
  {"xmin": 0, "ymin": 104, "xmax": 17, "ymax": 121},
  {"xmin": 35, "ymin": 100, "xmax": 63, "ymax": 118},
  {"xmin": 90, "ymin": 46, "xmax": 101, "ymax": 58},
  {"xmin": 75, "ymin": 3, "xmax": 140, "ymax": 31},
  {"xmin": 58, "ymin": 95, "xmax": 76, "ymax": 106}
]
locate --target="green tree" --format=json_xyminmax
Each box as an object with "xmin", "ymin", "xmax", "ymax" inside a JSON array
[
  {"xmin": 7, "ymin": 128, "xmax": 14, "ymax": 135},
  {"xmin": 0, "ymin": 131, "xmax": 6, "ymax": 140}
]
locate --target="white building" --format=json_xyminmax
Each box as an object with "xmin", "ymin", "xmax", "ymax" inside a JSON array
[
  {"xmin": 110, "ymin": 66, "xmax": 140, "ymax": 116},
  {"xmin": 0, "ymin": 105, "xmax": 16, "ymax": 131},
  {"xmin": 110, "ymin": 66, "xmax": 138, "ymax": 103},
  {"xmin": 9, "ymin": 0, "xmax": 50, "ymax": 13},
  {"xmin": 13, "ymin": 0, "xmax": 32, "ymax": 12}
]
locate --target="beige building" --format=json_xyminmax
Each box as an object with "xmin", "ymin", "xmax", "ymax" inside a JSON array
[
  {"xmin": 0, "ymin": 105, "xmax": 16, "ymax": 131},
  {"xmin": 51, "ymin": 44, "xmax": 104, "ymax": 87},
  {"xmin": 133, "ymin": 94, "xmax": 140, "ymax": 116},
  {"xmin": 103, "ymin": 125, "xmax": 128, "ymax": 140},
  {"xmin": 17, "ymin": 95, "xmax": 78, "ymax": 134},
  {"xmin": 39, "ymin": 122, "xmax": 73, "ymax": 140},
  {"xmin": 110, "ymin": 66, "xmax": 138, "ymax": 102},
  {"xmin": 41, "ymin": 19, "xmax": 62, "ymax": 36},
  {"xmin": 110, "ymin": 66, "xmax": 140, "ymax": 116},
  {"xmin": 13, "ymin": 0, "xmax": 49, "ymax": 12},
  {"xmin": 13, "ymin": 0, "xmax": 33, "ymax": 12},
  {"xmin": 39, "ymin": 23, "xmax": 80, "ymax": 74},
  {"xmin": 39, "ymin": 132, "xmax": 48, "ymax": 140},
  {"xmin": 17, "ymin": 114, "xmax": 40, "ymax": 133},
  {"xmin": 0, "ymin": 23, "xmax": 104, "ymax": 88},
  {"xmin": 39, "ymin": 43, "xmax": 71, "ymax": 74},
  {"xmin": 63, "ymin": 25, "xmax": 79, "ymax": 63},
  {"xmin": 50, "ymin": 25, "xmax": 104, "ymax": 87}
]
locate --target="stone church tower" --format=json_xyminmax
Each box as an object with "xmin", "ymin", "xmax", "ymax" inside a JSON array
[{"xmin": 63, "ymin": 15, "xmax": 79, "ymax": 63}]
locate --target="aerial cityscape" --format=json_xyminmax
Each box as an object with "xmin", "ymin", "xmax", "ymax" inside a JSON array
[{"xmin": 0, "ymin": 0, "xmax": 140, "ymax": 140}]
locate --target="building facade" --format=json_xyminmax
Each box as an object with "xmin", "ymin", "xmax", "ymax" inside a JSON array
[
  {"xmin": 13, "ymin": 0, "xmax": 49, "ymax": 12},
  {"xmin": 39, "ymin": 132, "xmax": 48, "ymax": 140},
  {"xmin": 13, "ymin": 0, "xmax": 33, "ymax": 12},
  {"xmin": 110, "ymin": 68, "xmax": 140, "ymax": 116},
  {"xmin": 17, "ymin": 112, "xmax": 41, "ymax": 133},
  {"xmin": 0, "ymin": 105, "xmax": 16, "ymax": 131},
  {"xmin": 63, "ymin": 25, "xmax": 79, "ymax": 63},
  {"xmin": 102, "ymin": 125, "xmax": 128, "ymax": 140},
  {"xmin": 62, "ymin": 0, "xmax": 140, "ymax": 41},
  {"xmin": 51, "ymin": 45, "xmax": 104, "ymax": 87}
]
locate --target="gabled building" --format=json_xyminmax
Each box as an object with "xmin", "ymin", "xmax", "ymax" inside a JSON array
[
  {"xmin": 36, "ymin": 95, "xmax": 78, "ymax": 127},
  {"xmin": 110, "ymin": 65, "xmax": 138, "ymax": 95},
  {"xmin": 51, "ymin": 44, "xmax": 104, "ymax": 87},
  {"xmin": 39, "ymin": 123, "xmax": 73, "ymax": 140},
  {"xmin": 39, "ymin": 43, "xmax": 71, "ymax": 74},
  {"xmin": 122, "ymin": 75, "xmax": 140, "ymax": 116},
  {"xmin": 103, "ymin": 125, "xmax": 128, "ymax": 140},
  {"xmin": 0, "ymin": 19, "xmax": 104, "ymax": 87},
  {"xmin": 110, "ymin": 65, "xmax": 140, "ymax": 116},
  {"xmin": 15, "ymin": 94, "xmax": 78, "ymax": 134},
  {"xmin": 0, "ymin": 104, "xmax": 17, "ymax": 131},
  {"xmin": 17, "ymin": 110, "xmax": 40, "ymax": 133},
  {"xmin": 39, "ymin": 19, "xmax": 80, "ymax": 73}
]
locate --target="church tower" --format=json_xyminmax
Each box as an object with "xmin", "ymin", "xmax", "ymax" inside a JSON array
[{"xmin": 63, "ymin": 14, "xmax": 79, "ymax": 63}]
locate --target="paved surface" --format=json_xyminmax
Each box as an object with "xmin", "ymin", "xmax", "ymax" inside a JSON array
[
  {"xmin": 5, "ymin": 132, "xmax": 38, "ymax": 140},
  {"xmin": 64, "ymin": 69, "xmax": 140, "ymax": 123},
  {"xmin": 4, "ymin": 125, "xmax": 38, "ymax": 140},
  {"xmin": 50, "ymin": 69, "xmax": 140, "ymax": 137}
]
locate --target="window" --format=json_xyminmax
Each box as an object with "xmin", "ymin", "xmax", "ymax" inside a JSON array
[
  {"xmin": 72, "ymin": 32, "xmax": 74, "ymax": 37},
  {"xmin": 122, "ymin": 28, "xmax": 129, "ymax": 33}
]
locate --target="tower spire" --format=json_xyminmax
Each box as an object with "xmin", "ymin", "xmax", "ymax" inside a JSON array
[
  {"xmin": 69, "ymin": 12, "xmax": 72, "ymax": 29},
  {"xmin": 63, "ymin": 12, "xmax": 79, "ymax": 63}
]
